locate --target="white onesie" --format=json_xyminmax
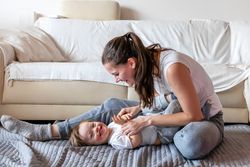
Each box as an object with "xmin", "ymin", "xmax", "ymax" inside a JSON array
[{"xmin": 108, "ymin": 121, "xmax": 157, "ymax": 149}]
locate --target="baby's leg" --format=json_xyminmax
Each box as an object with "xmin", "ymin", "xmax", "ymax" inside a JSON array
[
  {"xmin": 162, "ymin": 99, "xmax": 182, "ymax": 114},
  {"xmin": 153, "ymin": 94, "xmax": 169, "ymax": 110},
  {"xmin": 155, "ymin": 100, "xmax": 182, "ymax": 143},
  {"xmin": 156, "ymin": 126, "xmax": 181, "ymax": 144}
]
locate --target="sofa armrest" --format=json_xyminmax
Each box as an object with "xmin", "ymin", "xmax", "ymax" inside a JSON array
[
  {"xmin": 244, "ymin": 77, "xmax": 250, "ymax": 122},
  {"xmin": 0, "ymin": 42, "xmax": 15, "ymax": 103},
  {"xmin": 0, "ymin": 42, "xmax": 15, "ymax": 66}
]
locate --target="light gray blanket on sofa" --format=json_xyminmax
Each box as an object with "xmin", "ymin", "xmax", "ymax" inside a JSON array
[{"xmin": 0, "ymin": 124, "xmax": 250, "ymax": 167}]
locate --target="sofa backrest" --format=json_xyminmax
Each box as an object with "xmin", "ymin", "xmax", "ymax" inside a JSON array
[
  {"xmin": 34, "ymin": 18, "xmax": 250, "ymax": 114},
  {"xmin": 230, "ymin": 21, "xmax": 250, "ymax": 65},
  {"xmin": 35, "ymin": 19, "xmax": 132, "ymax": 62},
  {"xmin": 34, "ymin": 18, "xmax": 250, "ymax": 86},
  {"xmin": 35, "ymin": 18, "xmax": 250, "ymax": 66},
  {"xmin": 35, "ymin": 18, "xmax": 231, "ymax": 64}
]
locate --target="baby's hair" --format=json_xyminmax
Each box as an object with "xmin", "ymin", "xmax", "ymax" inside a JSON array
[{"xmin": 69, "ymin": 121, "xmax": 90, "ymax": 147}]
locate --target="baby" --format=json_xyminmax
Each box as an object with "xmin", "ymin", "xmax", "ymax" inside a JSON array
[
  {"xmin": 70, "ymin": 94, "xmax": 182, "ymax": 149},
  {"xmin": 70, "ymin": 118, "xmax": 161, "ymax": 149}
]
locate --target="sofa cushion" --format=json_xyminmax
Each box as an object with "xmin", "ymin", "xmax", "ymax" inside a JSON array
[
  {"xmin": 35, "ymin": 18, "xmax": 132, "ymax": 62},
  {"xmin": 6, "ymin": 61, "xmax": 249, "ymax": 93},
  {"xmin": 200, "ymin": 63, "xmax": 250, "ymax": 92},
  {"xmin": 230, "ymin": 21, "xmax": 250, "ymax": 65},
  {"xmin": 131, "ymin": 19, "xmax": 230, "ymax": 64},
  {"xmin": 2, "ymin": 27, "xmax": 67, "ymax": 62},
  {"xmin": 6, "ymin": 62, "xmax": 125, "ymax": 86},
  {"xmin": 2, "ymin": 80, "xmax": 128, "ymax": 105},
  {"xmin": 35, "ymin": 19, "xmax": 231, "ymax": 64}
]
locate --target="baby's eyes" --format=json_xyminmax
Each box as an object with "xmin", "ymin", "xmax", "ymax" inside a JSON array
[{"xmin": 89, "ymin": 123, "xmax": 95, "ymax": 138}]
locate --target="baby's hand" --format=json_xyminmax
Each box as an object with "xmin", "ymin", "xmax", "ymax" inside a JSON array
[{"xmin": 112, "ymin": 114, "xmax": 132, "ymax": 125}]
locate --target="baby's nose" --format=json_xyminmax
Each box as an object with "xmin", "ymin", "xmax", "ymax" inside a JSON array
[{"xmin": 95, "ymin": 125, "xmax": 100, "ymax": 133}]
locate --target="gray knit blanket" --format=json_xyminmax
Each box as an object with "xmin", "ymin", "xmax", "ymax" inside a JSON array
[{"xmin": 0, "ymin": 124, "xmax": 250, "ymax": 167}]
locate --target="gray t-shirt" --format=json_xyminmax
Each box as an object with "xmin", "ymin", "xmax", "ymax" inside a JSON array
[{"xmin": 154, "ymin": 50, "xmax": 222, "ymax": 117}]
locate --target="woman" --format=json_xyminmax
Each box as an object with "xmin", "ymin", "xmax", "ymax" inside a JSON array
[
  {"xmin": 101, "ymin": 32, "xmax": 223, "ymax": 159},
  {"xmin": 1, "ymin": 32, "xmax": 223, "ymax": 159}
]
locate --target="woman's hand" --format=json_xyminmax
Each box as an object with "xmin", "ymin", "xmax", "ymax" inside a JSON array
[
  {"xmin": 121, "ymin": 116, "xmax": 149, "ymax": 136},
  {"xmin": 112, "ymin": 114, "xmax": 131, "ymax": 125},
  {"xmin": 118, "ymin": 105, "xmax": 141, "ymax": 118},
  {"xmin": 112, "ymin": 105, "xmax": 141, "ymax": 125}
]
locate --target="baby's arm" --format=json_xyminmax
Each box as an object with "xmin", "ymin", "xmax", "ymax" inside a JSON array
[
  {"xmin": 129, "ymin": 133, "xmax": 142, "ymax": 148},
  {"xmin": 129, "ymin": 133, "xmax": 161, "ymax": 148}
]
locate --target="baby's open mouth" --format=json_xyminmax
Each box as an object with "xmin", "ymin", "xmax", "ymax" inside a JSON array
[{"xmin": 98, "ymin": 125, "xmax": 104, "ymax": 136}]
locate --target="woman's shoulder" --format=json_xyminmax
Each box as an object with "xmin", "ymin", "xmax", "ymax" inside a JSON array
[
  {"xmin": 160, "ymin": 50, "xmax": 183, "ymax": 67},
  {"xmin": 160, "ymin": 49, "xmax": 186, "ymax": 60}
]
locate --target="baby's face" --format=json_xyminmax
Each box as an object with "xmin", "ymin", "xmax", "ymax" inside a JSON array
[{"xmin": 78, "ymin": 121, "xmax": 111, "ymax": 145}]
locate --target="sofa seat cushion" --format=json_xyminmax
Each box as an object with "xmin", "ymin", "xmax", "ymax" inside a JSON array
[
  {"xmin": 200, "ymin": 63, "xmax": 250, "ymax": 92},
  {"xmin": 7, "ymin": 62, "xmax": 125, "ymax": 86},
  {"xmin": 7, "ymin": 62, "xmax": 250, "ymax": 93},
  {"xmin": 3, "ymin": 79, "xmax": 128, "ymax": 105}
]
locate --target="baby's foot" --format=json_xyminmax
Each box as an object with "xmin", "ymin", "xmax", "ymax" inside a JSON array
[{"xmin": 1, "ymin": 115, "xmax": 52, "ymax": 141}]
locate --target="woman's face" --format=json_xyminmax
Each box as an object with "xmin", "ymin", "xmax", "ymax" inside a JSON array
[
  {"xmin": 104, "ymin": 58, "xmax": 136, "ymax": 87},
  {"xmin": 78, "ymin": 121, "xmax": 112, "ymax": 145}
]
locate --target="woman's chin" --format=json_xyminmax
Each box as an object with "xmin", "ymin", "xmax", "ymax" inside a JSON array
[{"xmin": 126, "ymin": 81, "xmax": 134, "ymax": 87}]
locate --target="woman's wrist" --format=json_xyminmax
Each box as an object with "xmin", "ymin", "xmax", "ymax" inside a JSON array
[
  {"xmin": 144, "ymin": 115, "xmax": 153, "ymax": 127},
  {"xmin": 134, "ymin": 105, "xmax": 141, "ymax": 115}
]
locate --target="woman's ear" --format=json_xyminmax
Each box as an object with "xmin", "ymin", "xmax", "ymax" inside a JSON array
[{"xmin": 127, "ymin": 58, "xmax": 137, "ymax": 69}]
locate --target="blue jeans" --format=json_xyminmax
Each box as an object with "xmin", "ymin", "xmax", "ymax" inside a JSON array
[
  {"xmin": 142, "ymin": 99, "xmax": 182, "ymax": 144},
  {"xmin": 174, "ymin": 111, "xmax": 224, "ymax": 159},
  {"xmin": 56, "ymin": 98, "xmax": 223, "ymax": 159}
]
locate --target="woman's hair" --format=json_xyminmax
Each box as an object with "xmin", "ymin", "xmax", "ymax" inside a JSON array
[
  {"xmin": 69, "ymin": 122, "xmax": 88, "ymax": 147},
  {"xmin": 102, "ymin": 32, "xmax": 167, "ymax": 108}
]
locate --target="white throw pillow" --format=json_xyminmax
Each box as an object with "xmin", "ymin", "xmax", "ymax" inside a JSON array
[{"xmin": 2, "ymin": 27, "xmax": 67, "ymax": 62}]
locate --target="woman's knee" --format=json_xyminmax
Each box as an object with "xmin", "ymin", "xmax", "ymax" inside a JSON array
[{"xmin": 173, "ymin": 121, "xmax": 221, "ymax": 159}]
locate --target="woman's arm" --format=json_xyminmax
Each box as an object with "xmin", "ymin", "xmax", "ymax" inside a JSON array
[
  {"xmin": 147, "ymin": 62, "xmax": 204, "ymax": 127},
  {"xmin": 121, "ymin": 63, "xmax": 204, "ymax": 136}
]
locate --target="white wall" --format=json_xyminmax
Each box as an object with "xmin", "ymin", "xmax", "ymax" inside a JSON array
[
  {"xmin": 1, "ymin": 0, "xmax": 250, "ymax": 29},
  {"xmin": 0, "ymin": 0, "xmax": 59, "ymax": 29},
  {"xmin": 117, "ymin": 0, "xmax": 250, "ymax": 21}
]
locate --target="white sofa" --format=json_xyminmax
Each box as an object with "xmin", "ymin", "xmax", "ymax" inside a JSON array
[{"xmin": 1, "ymin": 4, "xmax": 250, "ymax": 123}]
